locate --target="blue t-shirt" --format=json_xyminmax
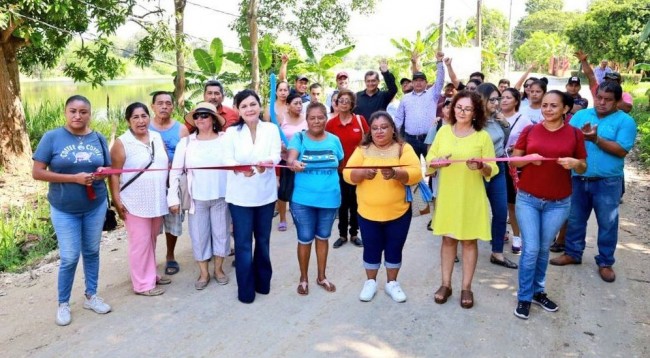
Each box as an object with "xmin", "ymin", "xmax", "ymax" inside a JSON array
[
  {"xmin": 33, "ymin": 127, "xmax": 110, "ymax": 213},
  {"xmin": 569, "ymin": 108, "xmax": 637, "ymax": 178},
  {"xmin": 149, "ymin": 121, "xmax": 181, "ymax": 161},
  {"xmin": 288, "ymin": 132, "xmax": 343, "ymax": 208}
]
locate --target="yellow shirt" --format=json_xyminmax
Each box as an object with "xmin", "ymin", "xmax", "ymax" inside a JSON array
[{"xmin": 343, "ymin": 142, "xmax": 422, "ymax": 222}]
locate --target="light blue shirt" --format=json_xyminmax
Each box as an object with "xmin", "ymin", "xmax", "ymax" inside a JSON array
[
  {"xmin": 394, "ymin": 63, "xmax": 445, "ymax": 135},
  {"xmin": 594, "ymin": 66, "xmax": 612, "ymax": 84},
  {"xmin": 569, "ymin": 108, "xmax": 637, "ymax": 178},
  {"xmin": 288, "ymin": 132, "xmax": 344, "ymax": 208}
]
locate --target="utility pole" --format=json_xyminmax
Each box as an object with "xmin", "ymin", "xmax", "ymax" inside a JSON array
[
  {"xmin": 248, "ymin": 0, "xmax": 259, "ymax": 92},
  {"xmin": 438, "ymin": 0, "xmax": 445, "ymax": 51},
  {"xmin": 476, "ymin": 0, "xmax": 482, "ymax": 68},
  {"xmin": 506, "ymin": 0, "xmax": 513, "ymax": 76}
]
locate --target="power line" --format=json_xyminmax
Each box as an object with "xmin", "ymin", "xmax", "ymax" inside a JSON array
[{"xmin": 185, "ymin": 0, "xmax": 239, "ymax": 18}]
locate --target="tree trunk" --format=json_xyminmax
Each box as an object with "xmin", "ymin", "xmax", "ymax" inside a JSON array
[
  {"xmin": 0, "ymin": 39, "xmax": 32, "ymax": 175},
  {"xmin": 173, "ymin": 0, "xmax": 187, "ymax": 112},
  {"xmin": 248, "ymin": 0, "xmax": 260, "ymax": 92}
]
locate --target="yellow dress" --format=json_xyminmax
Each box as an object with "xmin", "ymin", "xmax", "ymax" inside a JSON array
[{"xmin": 425, "ymin": 125, "xmax": 498, "ymax": 241}]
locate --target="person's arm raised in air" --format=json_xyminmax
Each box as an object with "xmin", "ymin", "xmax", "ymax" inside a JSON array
[
  {"xmin": 514, "ymin": 63, "xmax": 535, "ymax": 91},
  {"xmin": 278, "ymin": 54, "xmax": 288, "ymax": 82},
  {"xmin": 575, "ymin": 50, "xmax": 598, "ymax": 98},
  {"xmin": 444, "ymin": 57, "xmax": 460, "ymax": 89},
  {"xmin": 380, "ymin": 59, "xmax": 398, "ymax": 104}
]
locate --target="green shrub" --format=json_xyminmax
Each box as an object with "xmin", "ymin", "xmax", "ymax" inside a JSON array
[{"xmin": 621, "ymin": 73, "xmax": 642, "ymax": 85}]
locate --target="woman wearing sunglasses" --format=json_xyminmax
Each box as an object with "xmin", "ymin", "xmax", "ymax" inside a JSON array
[
  {"xmin": 168, "ymin": 102, "xmax": 230, "ymax": 290},
  {"xmin": 110, "ymin": 102, "xmax": 170, "ymax": 296}
]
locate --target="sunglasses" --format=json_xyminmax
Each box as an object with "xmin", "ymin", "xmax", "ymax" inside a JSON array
[{"xmin": 193, "ymin": 112, "xmax": 212, "ymax": 120}]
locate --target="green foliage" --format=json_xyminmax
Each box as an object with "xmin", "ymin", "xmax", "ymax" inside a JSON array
[
  {"xmin": 183, "ymin": 37, "xmax": 241, "ymax": 102},
  {"xmin": 512, "ymin": 10, "xmax": 578, "ymax": 52},
  {"xmin": 231, "ymin": 0, "xmax": 377, "ymax": 46},
  {"xmin": 566, "ymin": 0, "xmax": 650, "ymax": 64},
  {"xmin": 445, "ymin": 22, "xmax": 475, "ymax": 48},
  {"xmin": 514, "ymin": 31, "xmax": 572, "ymax": 68},
  {"xmin": 525, "ymin": 0, "xmax": 563, "ymax": 14},
  {"xmin": 467, "ymin": 6, "xmax": 509, "ymax": 73},
  {"xmin": 390, "ymin": 28, "xmax": 439, "ymax": 83},
  {"xmin": 621, "ymin": 73, "xmax": 643, "ymax": 84},
  {"xmin": 297, "ymin": 35, "xmax": 355, "ymax": 85},
  {"xmin": 0, "ymin": 196, "xmax": 56, "ymax": 273}
]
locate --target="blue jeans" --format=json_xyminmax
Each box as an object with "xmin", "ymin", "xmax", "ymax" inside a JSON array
[
  {"xmin": 564, "ymin": 176, "xmax": 623, "ymax": 267},
  {"xmin": 290, "ymin": 202, "xmax": 337, "ymax": 245},
  {"xmin": 516, "ymin": 191, "xmax": 571, "ymax": 302},
  {"xmin": 50, "ymin": 199, "xmax": 107, "ymax": 304},
  {"xmin": 358, "ymin": 209, "xmax": 412, "ymax": 269},
  {"xmin": 485, "ymin": 162, "xmax": 508, "ymax": 253},
  {"xmin": 228, "ymin": 202, "xmax": 275, "ymax": 303}
]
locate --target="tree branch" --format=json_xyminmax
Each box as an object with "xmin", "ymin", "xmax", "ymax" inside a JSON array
[
  {"xmin": 130, "ymin": 9, "xmax": 164, "ymax": 19},
  {"xmin": 1, "ymin": 17, "xmax": 23, "ymax": 44}
]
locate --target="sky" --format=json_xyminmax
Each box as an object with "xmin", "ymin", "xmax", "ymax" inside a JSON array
[{"xmin": 122, "ymin": 0, "xmax": 591, "ymax": 58}]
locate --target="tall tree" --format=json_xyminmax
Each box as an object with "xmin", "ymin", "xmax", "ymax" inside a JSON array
[
  {"xmin": 467, "ymin": 6, "xmax": 509, "ymax": 73},
  {"xmin": 525, "ymin": 0, "xmax": 563, "ymax": 14},
  {"xmin": 0, "ymin": 1, "xmax": 166, "ymax": 174},
  {"xmin": 566, "ymin": 0, "xmax": 650, "ymax": 66},
  {"xmin": 173, "ymin": 0, "xmax": 187, "ymax": 111}
]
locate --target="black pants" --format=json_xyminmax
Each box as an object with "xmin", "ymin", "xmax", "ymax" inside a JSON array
[
  {"xmin": 337, "ymin": 173, "xmax": 358, "ymax": 238},
  {"xmin": 403, "ymin": 133, "xmax": 428, "ymax": 160}
]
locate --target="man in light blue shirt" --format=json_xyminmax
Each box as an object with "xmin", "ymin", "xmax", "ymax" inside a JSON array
[
  {"xmin": 394, "ymin": 51, "xmax": 445, "ymax": 159},
  {"xmin": 593, "ymin": 59, "xmax": 612, "ymax": 84},
  {"xmin": 550, "ymin": 82, "xmax": 637, "ymax": 283}
]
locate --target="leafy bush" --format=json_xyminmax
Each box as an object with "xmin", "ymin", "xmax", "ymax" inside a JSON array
[{"xmin": 621, "ymin": 73, "xmax": 642, "ymax": 85}]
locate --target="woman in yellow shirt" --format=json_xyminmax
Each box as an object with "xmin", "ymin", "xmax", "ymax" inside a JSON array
[
  {"xmin": 344, "ymin": 111, "xmax": 422, "ymax": 303},
  {"xmin": 426, "ymin": 91, "xmax": 498, "ymax": 309}
]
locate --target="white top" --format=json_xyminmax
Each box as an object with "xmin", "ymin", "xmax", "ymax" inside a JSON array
[
  {"xmin": 505, "ymin": 112, "xmax": 533, "ymax": 149},
  {"xmin": 223, "ymin": 121, "xmax": 282, "ymax": 207},
  {"xmin": 519, "ymin": 105, "xmax": 543, "ymax": 125},
  {"xmin": 118, "ymin": 130, "xmax": 169, "ymax": 218},
  {"xmin": 167, "ymin": 133, "xmax": 228, "ymax": 214}
]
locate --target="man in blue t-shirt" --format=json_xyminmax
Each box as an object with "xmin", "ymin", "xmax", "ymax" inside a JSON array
[
  {"xmin": 550, "ymin": 82, "xmax": 637, "ymax": 283},
  {"xmin": 148, "ymin": 91, "xmax": 189, "ymax": 275}
]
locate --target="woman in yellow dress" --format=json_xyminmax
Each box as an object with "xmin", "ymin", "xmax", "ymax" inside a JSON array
[{"xmin": 426, "ymin": 91, "xmax": 498, "ymax": 309}]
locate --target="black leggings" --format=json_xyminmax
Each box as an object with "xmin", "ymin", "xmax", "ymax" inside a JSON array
[{"xmin": 337, "ymin": 174, "xmax": 359, "ymax": 238}]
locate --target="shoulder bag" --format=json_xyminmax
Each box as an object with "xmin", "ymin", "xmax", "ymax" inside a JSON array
[
  {"xmin": 96, "ymin": 132, "xmax": 118, "ymax": 231},
  {"xmin": 397, "ymin": 144, "xmax": 433, "ymax": 217}
]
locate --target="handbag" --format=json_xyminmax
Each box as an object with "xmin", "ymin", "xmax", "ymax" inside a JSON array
[
  {"xmin": 405, "ymin": 180, "xmax": 433, "ymax": 217},
  {"xmin": 96, "ymin": 133, "xmax": 118, "ymax": 231},
  {"xmin": 178, "ymin": 136, "xmax": 191, "ymax": 210},
  {"xmin": 277, "ymin": 132, "xmax": 303, "ymax": 202}
]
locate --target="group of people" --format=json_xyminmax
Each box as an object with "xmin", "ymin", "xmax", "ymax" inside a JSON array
[{"xmin": 33, "ymin": 50, "xmax": 637, "ymax": 326}]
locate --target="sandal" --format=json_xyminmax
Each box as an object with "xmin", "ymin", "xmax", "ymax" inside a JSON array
[
  {"xmin": 164, "ymin": 260, "xmax": 180, "ymax": 275},
  {"xmin": 278, "ymin": 222, "xmax": 288, "ymax": 231},
  {"xmin": 156, "ymin": 276, "xmax": 172, "ymax": 285},
  {"xmin": 136, "ymin": 287, "xmax": 165, "ymax": 296},
  {"xmin": 549, "ymin": 241, "xmax": 565, "ymax": 253},
  {"xmin": 316, "ymin": 278, "xmax": 336, "ymax": 293},
  {"xmin": 195, "ymin": 276, "xmax": 210, "ymax": 290},
  {"xmin": 460, "ymin": 290, "xmax": 474, "ymax": 309},
  {"xmin": 434, "ymin": 286, "xmax": 452, "ymax": 304},
  {"xmin": 297, "ymin": 281, "xmax": 309, "ymax": 295},
  {"xmin": 490, "ymin": 255, "xmax": 518, "ymax": 269}
]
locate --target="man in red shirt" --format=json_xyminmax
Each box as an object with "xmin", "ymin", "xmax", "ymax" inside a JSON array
[{"xmin": 186, "ymin": 80, "xmax": 238, "ymax": 133}]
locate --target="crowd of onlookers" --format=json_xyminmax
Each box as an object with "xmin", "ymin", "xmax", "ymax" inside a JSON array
[{"xmin": 32, "ymin": 50, "xmax": 636, "ymax": 326}]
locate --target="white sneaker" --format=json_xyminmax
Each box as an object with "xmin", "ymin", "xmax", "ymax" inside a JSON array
[
  {"xmin": 512, "ymin": 236, "xmax": 522, "ymax": 255},
  {"xmin": 56, "ymin": 302, "xmax": 71, "ymax": 326},
  {"xmin": 385, "ymin": 281, "xmax": 407, "ymax": 303},
  {"xmin": 83, "ymin": 295, "xmax": 112, "ymax": 314},
  {"xmin": 359, "ymin": 279, "xmax": 377, "ymax": 302}
]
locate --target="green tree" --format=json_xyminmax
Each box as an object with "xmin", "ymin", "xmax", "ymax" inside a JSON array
[
  {"xmin": 467, "ymin": 6, "xmax": 509, "ymax": 73},
  {"xmin": 512, "ymin": 10, "xmax": 578, "ymax": 52},
  {"xmin": 0, "ymin": 1, "xmax": 167, "ymax": 173},
  {"xmin": 295, "ymin": 35, "xmax": 354, "ymax": 86},
  {"xmin": 445, "ymin": 22, "xmax": 475, "ymax": 48},
  {"xmin": 566, "ymin": 0, "xmax": 650, "ymax": 66},
  {"xmin": 514, "ymin": 31, "xmax": 572, "ymax": 68},
  {"xmin": 525, "ymin": 0, "xmax": 563, "ymax": 14}
]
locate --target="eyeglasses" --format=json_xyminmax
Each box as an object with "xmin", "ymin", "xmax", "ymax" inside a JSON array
[
  {"xmin": 193, "ymin": 113, "xmax": 211, "ymax": 120},
  {"xmin": 337, "ymin": 98, "xmax": 351, "ymax": 104},
  {"xmin": 454, "ymin": 106, "xmax": 474, "ymax": 114},
  {"xmin": 523, "ymin": 84, "xmax": 531, "ymax": 88},
  {"xmin": 370, "ymin": 126, "xmax": 391, "ymax": 132},
  {"xmin": 488, "ymin": 97, "xmax": 502, "ymax": 103}
]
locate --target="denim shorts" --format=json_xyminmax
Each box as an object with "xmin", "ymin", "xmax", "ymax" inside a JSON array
[
  {"xmin": 160, "ymin": 211, "xmax": 185, "ymax": 237},
  {"xmin": 290, "ymin": 202, "xmax": 337, "ymax": 245}
]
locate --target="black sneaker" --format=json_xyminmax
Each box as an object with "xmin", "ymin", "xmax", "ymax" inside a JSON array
[
  {"xmin": 514, "ymin": 301, "xmax": 531, "ymax": 320},
  {"xmin": 532, "ymin": 292, "xmax": 559, "ymax": 312}
]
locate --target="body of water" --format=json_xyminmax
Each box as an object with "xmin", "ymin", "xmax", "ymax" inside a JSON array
[{"xmin": 20, "ymin": 77, "xmax": 175, "ymax": 119}]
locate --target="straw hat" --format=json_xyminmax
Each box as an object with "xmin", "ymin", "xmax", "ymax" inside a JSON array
[{"xmin": 184, "ymin": 102, "xmax": 225, "ymax": 128}]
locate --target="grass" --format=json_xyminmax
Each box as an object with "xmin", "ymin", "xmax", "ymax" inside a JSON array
[
  {"xmin": 0, "ymin": 196, "xmax": 56, "ymax": 272},
  {"xmin": 628, "ymin": 83, "xmax": 650, "ymax": 168}
]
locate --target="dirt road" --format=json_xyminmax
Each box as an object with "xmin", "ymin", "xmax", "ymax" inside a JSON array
[{"xmin": 2, "ymin": 163, "xmax": 649, "ymax": 357}]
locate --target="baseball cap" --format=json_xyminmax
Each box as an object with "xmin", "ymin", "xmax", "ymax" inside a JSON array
[
  {"xmin": 604, "ymin": 72, "xmax": 621, "ymax": 81},
  {"xmin": 296, "ymin": 74, "xmax": 309, "ymax": 82},
  {"xmin": 567, "ymin": 76, "xmax": 581, "ymax": 85},
  {"xmin": 336, "ymin": 71, "xmax": 349, "ymax": 80},
  {"xmin": 400, "ymin": 78, "xmax": 412, "ymax": 85},
  {"xmin": 412, "ymin": 72, "xmax": 427, "ymax": 81}
]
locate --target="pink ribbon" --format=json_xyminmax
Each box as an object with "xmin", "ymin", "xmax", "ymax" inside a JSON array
[{"xmin": 429, "ymin": 154, "xmax": 558, "ymax": 166}]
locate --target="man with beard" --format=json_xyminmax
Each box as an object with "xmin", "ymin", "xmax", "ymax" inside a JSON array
[{"xmin": 149, "ymin": 91, "xmax": 189, "ymax": 276}]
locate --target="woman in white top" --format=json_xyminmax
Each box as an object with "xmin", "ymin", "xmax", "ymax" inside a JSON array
[
  {"xmin": 519, "ymin": 79, "xmax": 547, "ymax": 124},
  {"xmin": 110, "ymin": 102, "xmax": 170, "ymax": 296},
  {"xmin": 223, "ymin": 89, "xmax": 282, "ymax": 303},
  {"xmin": 500, "ymin": 88, "xmax": 533, "ymax": 253},
  {"xmin": 168, "ymin": 102, "xmax": 230, "ymax": 290}
]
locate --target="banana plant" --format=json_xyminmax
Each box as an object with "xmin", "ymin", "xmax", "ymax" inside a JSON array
[
  {"xmin": 183, "ymin": 37, "xmax": 239, "ymax": 103},
  {"xmin": 390, "ymin": 28, "xmax": 440, "ymax": 83},
  {"xmin": 224, "ymin": 34, "xmax": 278, "ymax": 100},
  {"xmin": 296, "ymin": 35, "xmax": 355, "ymax": 87}
]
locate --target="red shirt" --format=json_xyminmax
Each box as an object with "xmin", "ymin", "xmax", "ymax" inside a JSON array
[
  {"xmin": 325, "ymin": 114, "xmax": 369, "ymax": 170},
  {"xmin": 219, "ymin": 104, "xmax": 239, "ymax": 130},
  {"xmin": 515, "ymin": 123, "xmax": 587, "ymax": 200}
]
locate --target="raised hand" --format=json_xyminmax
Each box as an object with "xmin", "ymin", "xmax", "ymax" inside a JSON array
[
  {"xmin": 574, "ymin": 50, "xmax": 588, "ymax": 62},
  {"xmin": 281, "ymin": 53, "xmax": 289, "ymax": 64},
  {"xmin": 379, "ymin": 59, "xmax": 388, "ymax": 73},
  {"xmin": 436, "ymin": 51, "xmax": 444, "ymax": 61}
]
